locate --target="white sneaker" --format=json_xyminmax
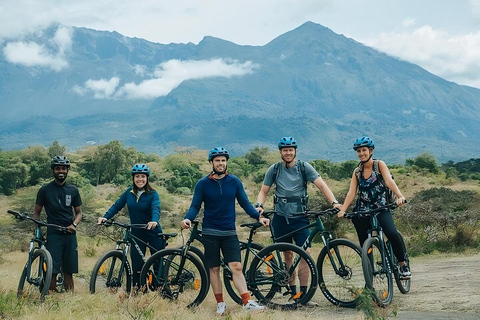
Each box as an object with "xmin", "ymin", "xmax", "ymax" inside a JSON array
[
  {"xmin": 243, "ymin": 300, "xmax": 265, "ymax": 312},
  {"xmin": 216, "ymin": 301, "xmax": 227, "ymax": 315}
]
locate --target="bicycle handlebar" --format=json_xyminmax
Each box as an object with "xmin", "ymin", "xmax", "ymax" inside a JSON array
[
  {"xmin": 344, "ymin": 201, "xmax": 405, "ymax": 219},
  {"xmin": 7, "ymin": 209, "xmax": 71, "ymax": 233},
  {"xmin": 100, "ymin": 219, "xmax": 147, "ymax": 229}
]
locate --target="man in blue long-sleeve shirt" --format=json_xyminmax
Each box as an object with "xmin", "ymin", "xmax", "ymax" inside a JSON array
[{"xmin": 181, "ymin": 147, "xmax": 269, "ymax": 315}]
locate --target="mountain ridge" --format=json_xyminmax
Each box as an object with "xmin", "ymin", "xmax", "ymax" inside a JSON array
[{"xmin": 1, "ymin": 21, "xmax": 479, "ymax": 163}]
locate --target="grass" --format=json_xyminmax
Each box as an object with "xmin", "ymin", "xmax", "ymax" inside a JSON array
[{"xmin": 0, "ymin": 227, "xmax": 367, "ymax": 320}]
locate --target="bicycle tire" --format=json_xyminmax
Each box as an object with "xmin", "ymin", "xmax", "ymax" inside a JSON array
[
  {"xmin": 224, "ymin": 242, "xmax": 264, "ymax": 305},
  {"xmin": 317, "ymin": 238, "xmax": 363, "ymax": 308},
  {"xmin": 390, "ymin": 232, "xmax": 411, "ymax": 294},
  {"xmin": 248, "ymin": 242, "xmax": 318, "ymax": 310},
  {"xmin": 140, "ymin": 248, "xmax": 209, "ymax": 308},
  {"xmin": 90, "ymin": 250, "xmax": 132, "ymax": 294},
  {"xmin": 17, "ymin": 248, "xmax": 53, "ymax": 301},
  {"xmin": 362, "ymin": 237, "xmax": 393, "ymax": 307}
]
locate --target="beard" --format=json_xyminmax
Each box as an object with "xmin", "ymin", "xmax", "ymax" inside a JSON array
[
  {"xmin": 213, "ymin": 164, "xmax": 227, "ymax": 175},
  {"xmin": 54, "ymin": 172, "xmax": 68, "ymax": 183}
]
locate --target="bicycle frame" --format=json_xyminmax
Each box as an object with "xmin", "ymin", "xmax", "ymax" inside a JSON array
[
  {"xmin": 265, "ymin": 209, "xmax": 343, "ymax": 276},
  {"xmin": 366, "ymin": 212, "xmax": 394, "ymax": 275}
]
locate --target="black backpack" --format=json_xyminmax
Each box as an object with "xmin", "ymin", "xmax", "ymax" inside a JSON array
[{"xmin": 354, "ymin": 159, "xmax": 396, "ymax": 204}]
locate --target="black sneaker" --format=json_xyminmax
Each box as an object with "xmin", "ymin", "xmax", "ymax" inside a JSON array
[{"xmin": 398, "ymin": 264, "xmax": 411, "ymax": 278}]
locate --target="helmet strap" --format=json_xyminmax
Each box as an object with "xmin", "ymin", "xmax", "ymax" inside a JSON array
[{"xmin": 361, "ymin": 153, "xmax": 373, "ymax": 164}]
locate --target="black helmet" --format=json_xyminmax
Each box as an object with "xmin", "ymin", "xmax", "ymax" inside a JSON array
[
  {"xmin": 208, "ymin": 147, "xmax": 230, "ymax": 161},
  {"xmin": 278, "ymin": 137, "xmax": 298, "ymax": 149},
  {"xmin": 51, "ymin": 156, "xmax": 70, "ymax": 168},
  {"xmin": 353, "ymin": 136, "xmax": 375, "ymax": 150}
]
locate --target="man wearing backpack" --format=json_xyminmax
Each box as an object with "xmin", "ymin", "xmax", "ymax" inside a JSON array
[
  {"xmin": 255, "ymin": 137, "xmax": 341, "ymax": 304},
  {"xmin": 337, "ymin": 136, "xmax": 411, "ymax": 278}
]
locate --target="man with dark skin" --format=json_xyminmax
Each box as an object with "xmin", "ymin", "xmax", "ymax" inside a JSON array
[{"xmin": 33, "ymin": 155, "xmax": 82, "ymax": 292}]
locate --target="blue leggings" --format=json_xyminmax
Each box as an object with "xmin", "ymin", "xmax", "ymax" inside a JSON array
[{"xmin": 352, "ymin": 210, "xmax": 406, "ymax": 263}]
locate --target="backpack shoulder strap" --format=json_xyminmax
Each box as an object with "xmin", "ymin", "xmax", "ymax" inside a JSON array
[
  {"xmin": 372, "ymin": 159, "xmax": 386, "ymax": 186},
  {"xmin": 272, "ymin": 162, "xmax": 281, "ymax": 185},
  {"xmin": 354, "ymin": 161, "xmax": 363, "ymax": 180},
  {"xmin": 297, "ymin": 160, "xmax": 308, "ymax": 191}
]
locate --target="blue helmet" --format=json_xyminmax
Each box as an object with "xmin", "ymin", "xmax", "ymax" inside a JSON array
[
  {"xmin": 208, "ymin": 147, "xmax": 230, "ymax": 161},
  {"xmin": 131, "ymin": 164, "xmax": 150, "ymax": 176},
  {"xmin": 51, "ymin": 155, "xmax": 70, "ymax": 168},
  {"xmin": 353, "ymin": 136, "xmax": 375, "ymax": 150},
  {"xmin": 278, "ymin": 137, "xmax": 298, "ymax": 150}
]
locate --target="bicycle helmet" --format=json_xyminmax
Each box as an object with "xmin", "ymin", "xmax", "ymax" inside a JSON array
[
  {"xmin": 278, "ymin": 137, "xmax": 298, "ymax": 149},
  {"xmin": 353, "ymin": 136, "xmax": 375, "ymax": 150},
  {"xmin": 131, "ymin": 164, "xmax": 151, "ymax": 176},
  {"xmin": 50, "ymin": 155, "xmax": 71, "ymax": 168},
  {"xmin": 208, "ymin": 147, "xmax": 230, "ymax": 161}
]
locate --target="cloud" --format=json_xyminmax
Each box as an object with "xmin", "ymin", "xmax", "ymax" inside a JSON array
[
  {"xmin": 73, "ymin": 77, "xmax": 120, "ymax": 99},
  {"xmin": 74, "ymin": 58, "xmax": 258, "ymax": 100},
  {"xmin": 2, "ymin": 25, "xmax": 73, "ymax": 71},
  {"xmin": 362, "ymin": 25, "xmax": 480, "ymax": 88}
]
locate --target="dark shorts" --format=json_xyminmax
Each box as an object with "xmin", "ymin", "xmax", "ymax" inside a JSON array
[
  {"xmin": 202, "ymin": 234, "xmax": 241, "ymax": 269},
  {"xmin": 46, "ymin": 232, "xmax": 78, "ymax": 274},
  {"xmin": 271, "ymin": 214, "xmax": 310, "ymax": 247}
]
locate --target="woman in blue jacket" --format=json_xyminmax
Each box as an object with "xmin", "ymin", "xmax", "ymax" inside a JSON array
[{"xmin": 98, "ymin": 164, "xmax": 164, "ymax": 288}]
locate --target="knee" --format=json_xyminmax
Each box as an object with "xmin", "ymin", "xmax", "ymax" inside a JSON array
[
  {"xmin": 210, "ymin": 266, "xmax": 220, "ymax": 275},
  {"xmin": 229, "ymin": 262, "xmax": 243, "ymax": 274}
]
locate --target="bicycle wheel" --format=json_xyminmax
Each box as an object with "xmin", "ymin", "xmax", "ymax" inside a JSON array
[
  {"xmin": 248, "ymin": 242, "xmax": 318, "ymax": 310},
  {"xmin": 362, "ymin": 237, "xmax": 393, "ymax": 307},
  {"xmin": 317, "ymin": 238, "xmax": 363, "ymax": 308},
  {"xmin": 224, "ymin": 242, "xmax": 264, "ymax": 305},
  {"xmin": 90, "ymin": 250, "xmax": 132, "ymax": 294},
  {"xmin": 18, "ymin": 248, "xmax": 53, "ymax": 301},
  {"xmin": 390, "ymin": 232, "xmax": 411, "ymax": 294},
  {"xmin": 140, "ymin": 248, "xmax": 209, "ymax": 308}
]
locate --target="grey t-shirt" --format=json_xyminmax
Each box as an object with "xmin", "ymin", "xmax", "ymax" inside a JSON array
[{"xmin": 263, "ymin": 161, "xmax": 320, "ymax": 215}]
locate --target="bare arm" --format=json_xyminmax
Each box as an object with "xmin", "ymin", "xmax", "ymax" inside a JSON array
[
  {"xmin": 256, "ymin": 184, "xmax": 271, "ymax": 213},
  {"xmin": 338, "ymin": 171, "xmax": 358, "ymax": 217},
  {"xmin": 33, "ymin": 204, "xmax": 42, "ymax": 220}
]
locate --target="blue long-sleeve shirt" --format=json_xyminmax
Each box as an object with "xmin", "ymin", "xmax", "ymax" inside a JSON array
[
  {"xmin": 185, "ymin": 174, "xmax": 259, "ymax": 235},
  {"xmin": 104, "ymin": 188, "xmax": 160, "ymax": 225}
]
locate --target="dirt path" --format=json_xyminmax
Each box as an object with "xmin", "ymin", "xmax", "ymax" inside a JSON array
[
  {"xmin": 392, "ymin": 252, "xmax": 480, "ymax": 320},
  {"xmin": 292, "ymin": 252, "xmax": 480, "ymax": 319}
]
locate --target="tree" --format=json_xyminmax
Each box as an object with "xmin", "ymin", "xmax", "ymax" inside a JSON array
[
  {"xmin": 412, "ymin": 153, "xmax": 439, "ymax": 174},
  {"xmin": 47, "ymin": 141, "xmax": 67, "ymax": 158}
]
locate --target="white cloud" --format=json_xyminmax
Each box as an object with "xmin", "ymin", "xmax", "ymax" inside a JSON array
[
  {"xmin": 115, "ymin": 59, "xmax": 257, "ymax": 99},
  {"xmin": 2, "ymin": 25, "xmax": 73, "ymax": 71},
  {"xmin": 362, "ymin": 25, "xmax": 480, "ymax": 88},
  {"xmin": 73, "ymin": 77, "xmax": 120, "ymax": 99}
]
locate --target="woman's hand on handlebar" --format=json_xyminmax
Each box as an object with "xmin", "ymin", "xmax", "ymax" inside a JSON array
[{"xmin": 97, "ymin": 217, "xmax": 107, "ymax": 225}]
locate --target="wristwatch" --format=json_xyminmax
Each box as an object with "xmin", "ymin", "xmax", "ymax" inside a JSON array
[
  {"xmin": 331, "ymin": 200, "xmax": 339, "ymax": 206},
  {"xmin": 255, "ymin": 202, "xmax": 263, "ymax": 208},
  {"xmin": 72, "ymin": 222, "xmax": 78, "ymax": 228}
]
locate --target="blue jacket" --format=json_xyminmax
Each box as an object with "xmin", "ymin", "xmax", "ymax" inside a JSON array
[
  {"xmin": 185, "ymin": 174, "xmax": 259, "ymax": 232},
  {"xmin": 105, "ymin": 188, "xmax": 160, "ymax": 225}
]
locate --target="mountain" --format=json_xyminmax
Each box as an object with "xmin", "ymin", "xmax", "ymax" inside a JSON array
[{"xmin": 1, "ymin": 21, "xmax": 479, "ymax": 163}]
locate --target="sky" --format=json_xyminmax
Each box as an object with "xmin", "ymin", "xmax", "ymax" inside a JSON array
[{"xmin": 1, "ymin": 0, "xmax": 480, "ymax": 94}]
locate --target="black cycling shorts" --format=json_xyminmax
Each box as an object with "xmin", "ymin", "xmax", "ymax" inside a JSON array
[
  {"xmin": 46, "ymin": 232, "xmax": 78, "ymax": 274},
  {"xmin": 202, "ymin": 234, "xmax": 241, "ymax": 269}
]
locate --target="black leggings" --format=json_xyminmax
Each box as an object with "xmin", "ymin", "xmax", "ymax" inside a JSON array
[{"xmin": 352, "ymin": 210, "xmax": 406, "ymax": 263}]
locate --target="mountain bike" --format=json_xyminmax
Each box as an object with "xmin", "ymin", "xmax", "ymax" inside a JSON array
[
  {"xmin": 345, "ymin": 202, "xmax": 411, "ymax": 307},
  {"xmin": 140, "ymin": 219, "xmax": 265, "ymax": 307},
  {"xmin": 248, "ymin": 209, "xmax": 363, "ymax": 309},
  {"xmin": 7, "ymin": 210, "xmax": 70, "ymax": 301},
  {"xmin": 89, "ymin": 219, "xmax": 178, "ymax": 295}
]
